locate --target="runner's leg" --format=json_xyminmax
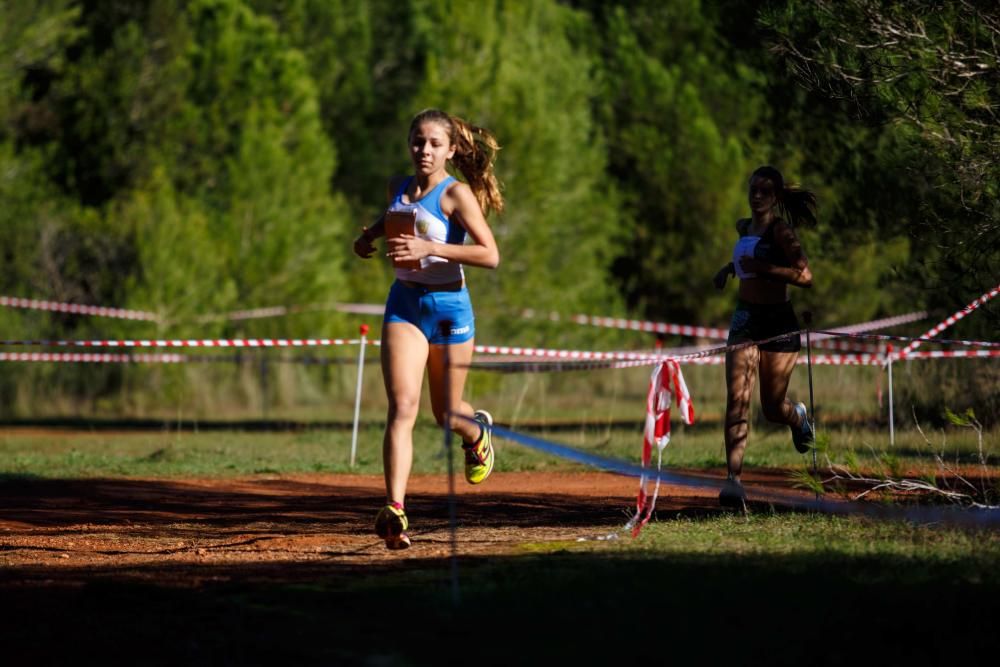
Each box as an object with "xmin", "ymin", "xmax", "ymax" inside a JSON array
[
  {"xmin": 758, "ymin": 350, "xmax": 800, "ymax": 428},
  {"xmin": 381, "ymin": 321, "xmax": 429, "ymax": 505},
  {"xmin": 427, "ymin": 338, "xmax": 479, "ymax": 444},
  {"xmin": 725, "ymin": 345, "xmax": 759, "ymax": 480}
]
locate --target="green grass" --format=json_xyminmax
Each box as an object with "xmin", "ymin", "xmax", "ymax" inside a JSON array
[
  {"xmin": 0, "ymin": 420, "xmax": 995, "ymax": 479},
  {"xmin": 3, "ymin": 359, "xmax": 996, "ymax": 663},
  {"xmin": 5, "ymin": 354, "xmax": 994, "ymax": 479},
  {"xmin": 3, "ymin": 423, "xmax": 998, "ymax": 664},
  {"xmin": 624, "ymin": 512, "xmax": 999, "ymax": 568}
]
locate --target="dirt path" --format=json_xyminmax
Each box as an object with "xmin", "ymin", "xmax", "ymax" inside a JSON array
[{"xmin": 0, "ymin": 469, "xmax": 823, "ymax": 588}]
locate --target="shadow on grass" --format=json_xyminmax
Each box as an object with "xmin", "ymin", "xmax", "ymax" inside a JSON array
[
  {"xmin": 0, "ymin": 546, "xmax": 994, "ymax": 665},
  {"xmin": 0, "ymin": 472, "xmax": 41, "ymax": 483},
  {"xmin": 0, "ymin": 476, "xmax": 642, "ymax": 532},
  {"xmin": 2, "ymin": 475, "xmax": 994, "ymax": 664},
  {"xmin": 0, "ymin": 470, "xmax": 819, "ymax": 533}
]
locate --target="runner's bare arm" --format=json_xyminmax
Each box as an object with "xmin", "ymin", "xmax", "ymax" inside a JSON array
[{"xmin": 389, "ymin": 181, "xmax": 499, "ymax": 268}]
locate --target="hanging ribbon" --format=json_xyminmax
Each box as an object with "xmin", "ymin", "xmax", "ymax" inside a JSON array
[{"xmin": 628, "ymin": 359, "xmax": 695, "ymax": 537}]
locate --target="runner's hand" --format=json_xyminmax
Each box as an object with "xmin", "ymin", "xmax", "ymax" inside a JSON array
[
  {"xmin": 713, "ymin": 264, "xmax": 733, "ymax": 290},
  {"xmin": 354, "ymin": 228, "xmax": 377, "ymax": 259},
  {"xmin": 387, "ymin": 234, "xmax": 432, "ymax": 262}
]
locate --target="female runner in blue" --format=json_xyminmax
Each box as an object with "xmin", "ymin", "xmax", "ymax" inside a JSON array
[
  {"xmin": 353, "ymin": 109, "xmax": 502, "ymax": 548},
  {"xmin": 713, "ymin": 166, "xmax": 816, "ymax": 508}
]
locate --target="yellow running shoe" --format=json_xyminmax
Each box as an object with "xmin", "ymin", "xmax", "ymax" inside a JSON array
[
  {"xmin": 374, "ymin": 503, "xmax": 411, "ymax": 550},
  {"xmin": 462, "ymin": 409, "xmax": 495, "ymax": 485}
]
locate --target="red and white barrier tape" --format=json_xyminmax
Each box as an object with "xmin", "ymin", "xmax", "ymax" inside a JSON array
[
  {"xmin": 567, "ymin": 314, "xmax": 729, "ymax": 340},
  {"xmin": 660, "ymin": 355, "xmax": 880, "ymax": 366},
  {"xmin": 473, "ymin": 344, "xmax": 658, "ymax": 361},
  {"xmin": 628, "ymin": 360, "xmax": 695, "ymax": 538},
  {"xmin": 0, "ymin": 296, "xmax": 159, "ymax": 321},
  {"xmin": 2, "ymin": 346, "xmax": 996, "ymax": 367},
  {"xmin": 808, "ymin": 310, "xmax": 928, "ymax": 353},
  {"xmin": 470, "ymin": 330, "xmax": 808, "ymax": 371},
  {"xmin": 0, "ymin": 296, "xmax": 385, "ymax": 325},
  {"xmin": 245, "ymin": 305, "xmax": 922, "ymax": 354},
  {"xmin": 0, "ymin": 336, "xmax": 657, "ymax": 360},
  {"xmin": 524, "ymin": 308, "xmax": 925, "ymax": 340},
  {"xmin": 198, "ymin": 300, "xmax": 927, "ymax": 356},
  {"xmin": 3, "ymin": 291, "xmax": 936, "ymax": 358},
  {"xmin": 813, "ymin": 310, "xmax": 928, "ymax": 337},
  {"xmin": 676, "ymin": 350, "xmax": 1000, "ymax": 366},
  {"xmin": 6, "ymin": 330, "xmax": 987, "ymax": 359},
  {"xmin": 468, "ymin": 333, "xmax": 1000, "ymax": 372},
  {"xmin": 519, "ymin": 308, "xmax": 730, "ymax": 339},
  {"xmin": 0, "ymin": 352, "xmax": 184, "ymax": 363},
  {"xmin": 224, "ymin": 306, "xmax": 290, "ymax": 321},
  {"xmin": 901, "ymin": 284, "xmax": 1000, "ymax": 357},
  {"xmin": 0, "ymin": 337, "xmax": 361, "ymax": 348},
  {"xmin": 811, "ymin": 338, "xmax": 881, "ymax": 353},
  {"xmin": 901, "ymin": 349, "xmax": 1000, "ymax": 360},
  {"xmin": 205, "ymin": 302, "xmax": 384, "ymax": 322},
  {"xmin": 814, "ymin": 330, "xmax": 1000, "ymax": 349}
]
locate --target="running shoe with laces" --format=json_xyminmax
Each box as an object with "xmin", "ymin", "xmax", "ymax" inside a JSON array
[
  {"xmin": 791, "ymin": 402, "xmax": 815, "ymax": 454},
  {"xmin": 462, "ymin": 409, "xmax": 495, "ymax": 485},
  {"xmin": 718, "ymin": 476, "xmax": 747, "ymax": 510},
  {"xmin": 374, "ymin": 502, "xmax": 411, "ymax": 550}
]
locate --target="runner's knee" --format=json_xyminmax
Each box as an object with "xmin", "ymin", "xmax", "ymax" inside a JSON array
[{"xmin": 387, "ymin": 396, "xmax": 420, "ymax": 424}]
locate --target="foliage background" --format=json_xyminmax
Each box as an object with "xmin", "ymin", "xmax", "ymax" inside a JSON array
[{"xmin": 0, "ymin": 0, "xmax": 996, "ymax": 420}]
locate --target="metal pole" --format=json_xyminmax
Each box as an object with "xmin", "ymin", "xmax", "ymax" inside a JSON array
[
  {"xmin": 350, "ymin": 324, "xmax": 369, "ymax": 468},
  {"xmin": 802, "ymin": 311, "xmax": 818, "ymax": 496},
  {"xmin": 440, "ymin": 319, "xmax": 460, "ymax": 606},
  {"xmin": 887, "ymin": 343, "xmax": 895, "ymax": 448},
  {"xmin": 259, "ymin": 353, "xmax": 269, "ymax": 419}
]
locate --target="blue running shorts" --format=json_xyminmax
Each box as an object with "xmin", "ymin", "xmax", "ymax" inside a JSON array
[{"xmin": 384, "ymin": 280, "xmax": 476, "ymax": 345}]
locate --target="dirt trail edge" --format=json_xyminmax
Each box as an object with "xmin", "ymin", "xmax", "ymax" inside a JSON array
[{"xmin": 0, "ymin": 469, "xmax": 820, "ymax": 587}]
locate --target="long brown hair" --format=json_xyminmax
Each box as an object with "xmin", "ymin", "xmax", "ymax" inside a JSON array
[
  {"xmin": 409, "ymin": 109, "xmax": 504, "ymax": 216},
  {"xmin": 752, "ymin": 165, "xmax": 817, "ymax": 227}
]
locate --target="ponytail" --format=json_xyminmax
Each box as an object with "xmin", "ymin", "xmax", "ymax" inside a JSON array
[
  {"xmin": 781, "ymin": 187, "xmax": 818, "ymax": 227},
  {"xmin": 751, "ymin": 165, "xmax": 817, "ymax": 227},
  {"xmin": 410, "ymin": 109, "xmax": 505, "ymax": 216}
]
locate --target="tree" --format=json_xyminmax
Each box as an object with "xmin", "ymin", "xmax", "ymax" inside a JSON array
[
  {"xmin": 247, "ymin": 0, "xmax": 428, "ymax": 304},
  {"xmin": 763, "ymin": 0, "xmax": 1000, "ymax": 331},
  {"xmin": 579, "ymin": 0, "xmax": 766, "ymax": 327},
  {"xmin": 331, "ymin": 0, "xmax": 630, "ymax": 344},
  {"xmin": 19, "ymin": 0, "xmax": 352, "ymax": 336}
]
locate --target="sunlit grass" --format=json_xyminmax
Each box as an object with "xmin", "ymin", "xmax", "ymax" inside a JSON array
[
  {"xmin": 0, "ymin": 420, "xmax": 994, "ymax": 480},
  {"xmin": 620, "ymin": 512, "xmax": 1000, "ymax": 572}
]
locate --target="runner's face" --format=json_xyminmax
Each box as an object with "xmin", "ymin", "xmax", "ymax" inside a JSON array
[
  {"xmin": 748, "ymin": 176, "xmax": 778, "ymax": 215},
  {"xmin": 409, "ymin": 121, "xmax": 455, "ymax": 177}
]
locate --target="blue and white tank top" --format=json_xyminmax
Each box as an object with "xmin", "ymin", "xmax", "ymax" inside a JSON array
[{"xmin": 387, "ymin": 175, "xmax": 466, "ymax": 285}]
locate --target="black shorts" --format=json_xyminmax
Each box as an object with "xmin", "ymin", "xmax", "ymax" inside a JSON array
[{"xmin": 726, "ymin": 300, "xmax": 802, "ymax": 352}]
